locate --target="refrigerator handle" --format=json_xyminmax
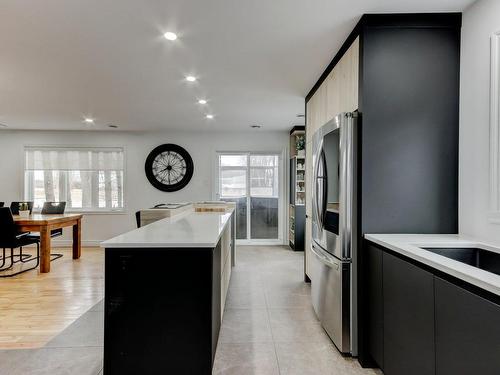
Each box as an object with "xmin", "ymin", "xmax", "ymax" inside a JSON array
[
  {"xmin": 321, "ymin": 148, "xmax": 328, "ymax": 225},
  {"xmin": 311, "ymin": 242, "xmax": 339, "ymax": 270},
  {"xmin": 341, "ymin": 112, "xmax": 356, "ymax": 259},
  {"xmin": 313, "ymin": 139, "xmax": 324, "ymax": 229}
]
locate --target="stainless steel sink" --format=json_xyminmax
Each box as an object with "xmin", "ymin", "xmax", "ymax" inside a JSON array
[{"xmin": 422, "ymin": 247, "xmax": 500, "ymax": 276}]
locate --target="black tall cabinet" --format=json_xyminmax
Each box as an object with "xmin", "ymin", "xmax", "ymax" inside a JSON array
[{"xmin": 305, "ymin": 13, "xmax": 461, "ymax": 367}]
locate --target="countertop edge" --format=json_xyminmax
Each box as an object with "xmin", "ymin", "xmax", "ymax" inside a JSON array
[
  {"xmin": 102, "ymin": 242, "xmax": 218, "ymax": 249},
  {"xmin": 101, "ymin": 209, "xmax": 233, "ymax": 249}
]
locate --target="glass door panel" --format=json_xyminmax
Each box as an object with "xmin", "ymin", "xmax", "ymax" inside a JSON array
[
  {"xmin": 218, "ymin": 153, "xmax": 280, "ymax": 242},
  {"xmin": 219, "ymin": 166, "xmax": 248, "ymax": 240},
  {"xmin": 249, "ymin": 155, "xmax": 279, "ymax": 239}
]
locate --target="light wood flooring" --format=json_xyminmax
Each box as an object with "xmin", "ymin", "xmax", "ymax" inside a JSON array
[{"xmin": 0, "ymin": 247, "xmax": 103, "ymax": 349}]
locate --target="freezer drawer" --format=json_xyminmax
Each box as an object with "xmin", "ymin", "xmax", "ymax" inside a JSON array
[{"xmin": 311, "ymin": 241, "xmax": 351, "ymax": 353}]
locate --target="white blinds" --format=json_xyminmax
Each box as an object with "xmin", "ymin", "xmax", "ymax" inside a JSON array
[{"xmin": 25, "ymin": 147, "xmax": 124, "ymax": 171}]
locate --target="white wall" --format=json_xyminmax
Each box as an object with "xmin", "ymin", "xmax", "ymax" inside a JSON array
[
  {"xmin": 0, "ymin": 129, "xmax": 288, "ymax": 245},
  {"xmin": 460, "ymin": 0, "xmax": 500, "ymax": 245}
]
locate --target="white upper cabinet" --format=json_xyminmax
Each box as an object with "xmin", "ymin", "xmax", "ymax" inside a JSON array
[
  {"xmin": 307, "ymin": 36, "xmax": 359, "ymax": 137},
  {"xmin": 326, "ymin": 36, "xmax": 359, "ymax": 122}
]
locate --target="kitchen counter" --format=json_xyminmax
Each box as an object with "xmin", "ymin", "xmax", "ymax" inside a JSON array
[
  {"xmin": 101, "ymin": 207, "xmax": 233, "ymax": 248},
  {"xmin": 365, "ymin": 233, "xmax": 500, "ymax": 297}
]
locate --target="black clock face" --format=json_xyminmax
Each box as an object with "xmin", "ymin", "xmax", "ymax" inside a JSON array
[{"xmin": 145, "ymin": 144, "xmax": 194, "ymax": 192}]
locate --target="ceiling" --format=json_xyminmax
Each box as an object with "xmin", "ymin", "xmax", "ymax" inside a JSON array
[{"xmin": 0, "ymin": 0, "xmax": 475, "ymax": 132}]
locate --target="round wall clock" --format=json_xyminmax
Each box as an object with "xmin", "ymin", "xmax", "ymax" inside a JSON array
[{"xmin": 145, "ymin": 144, "xmax": 194, "ymax": 192}]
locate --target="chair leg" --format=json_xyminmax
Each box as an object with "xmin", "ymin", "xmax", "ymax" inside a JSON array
[
  {"xmin": 0, "ymin": 248, "xmax": 5, "ymax": 268},
  {"xmin": 0, "ymin": 249, "xmax": 14, "ymax": 273},
  {"xmin": 0, "ymin": 244, "xmax": 41, "ymax": 277},
  {"xmin": 2, "ymin": 246, "xmax": 33, "ymax": 264},
  {"xmin": 33, "ymin": 242, "xmax": 40, "ymax": 268},
  {"xmin": 50, "ymin": 253, "xmax": 64, "ymax": 261},
  {"xmin": 13, "ymin": 246, "xmax": 33, "ymax": 264}
]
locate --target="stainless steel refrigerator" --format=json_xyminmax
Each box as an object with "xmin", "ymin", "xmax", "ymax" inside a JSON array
[{"xmin": 311, "ymin": 112, "xmax": 357, "ymax": 355}]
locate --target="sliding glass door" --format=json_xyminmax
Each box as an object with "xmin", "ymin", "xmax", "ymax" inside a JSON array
[{"xmin": 217, "ymin": 153, "xmax": 281, "ymax": 243}]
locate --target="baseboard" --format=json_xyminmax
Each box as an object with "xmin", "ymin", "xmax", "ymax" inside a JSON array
[
  {"xmin": 236, "ymin": 240, "xmax": 287, "ymax": 246},
  {"xmin": 52, "ymin": 240, "xmax": 103, "ymax": 247},
  {"xmin": 21, "ymin": 240, "xmax": 103, "ymax": 248}
]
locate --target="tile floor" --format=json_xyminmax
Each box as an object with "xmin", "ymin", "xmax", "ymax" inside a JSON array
[
  {"xmin": 213, "ymin": 246, "xmax": 381, "ymax": 375},
  {"xmin": 0, "ymin": 246, "xmax": 382, "ymax": 375}
]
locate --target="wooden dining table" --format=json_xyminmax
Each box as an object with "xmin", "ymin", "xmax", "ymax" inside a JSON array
[{"xmin": 13, "ymin": 213, "xmax": 83, "ymax": 273}]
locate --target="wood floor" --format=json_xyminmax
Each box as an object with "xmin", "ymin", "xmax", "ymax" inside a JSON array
[{"xmin": 0, "ymin": 247, "xmax": 103, "ymax": 349}]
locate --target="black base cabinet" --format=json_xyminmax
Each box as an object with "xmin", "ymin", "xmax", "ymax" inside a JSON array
[
  {"xmin": 365, "ymin": 240, "xmax": 500, "ymax": 375},
  {"xmin": 383, "ymin": 252, "xmax": 435, "ymax": 375},
  {"xmin": 435, "ymin": 278, "xmax": 500, "ymax": 375},
  {"xmin": 104, "ymin": 243, "xmax": 222, "ymax": 375}
]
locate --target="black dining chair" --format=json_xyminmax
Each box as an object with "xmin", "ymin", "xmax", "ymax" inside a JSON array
[
  {"xmin": 26, "ymin": 202, "xmax": 66, "ymax": 262},
  {"xmin": 10, "ymin": 202, "xmax": 35, "ymax": 239},
  {"xmin": 41, "ymin": 202, "xmax": 66, "ymax": 237},
  {"xmin": 0, "ymin": 207, "xmax": 40, "ymax": 277},
  {"xmin": 10, "ymin": 201, "xmax": 34, "ymax": 215}
]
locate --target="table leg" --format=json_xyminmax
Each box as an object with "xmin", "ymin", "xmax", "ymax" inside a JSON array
[
  {"xmin": 40, "ymin": 226, "xmax": 51, "ymax": 273},
  {"xmin": 73, "ymin": 219, "xmax": 81, "ymax": 259}
]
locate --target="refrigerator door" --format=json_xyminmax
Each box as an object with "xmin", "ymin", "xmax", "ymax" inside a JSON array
[
  {"xmin": 311, "ymin": 241, "xmax": 351, "ymax": 353},
  {"xmin": 312, "ymin": 117, "xmax": 340, "ymax": 256},
  {"xmin": 312, "ymin": 113, "xmax": 356, "ymax": 261}
]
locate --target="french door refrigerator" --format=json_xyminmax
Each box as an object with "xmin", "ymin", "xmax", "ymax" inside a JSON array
[{"xmin": 311, "ymin": 112, "xmax": 357, "ymax": 355}]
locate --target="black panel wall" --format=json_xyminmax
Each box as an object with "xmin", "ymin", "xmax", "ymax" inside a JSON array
[{"xmin": 360, "ymin": 21, "xmax": 460, "ymax": 234}]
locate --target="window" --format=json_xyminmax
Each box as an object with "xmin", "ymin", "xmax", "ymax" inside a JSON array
[
  {"xmin": 218, "ymin": 154, "xmax": 279, "ymax": 198},
  {"xmin": 249, "ymin": 155, "xmax": 279, "ymax": 197},
  {"xmin": 491, "ymin": 31, "xmax": 500, "ymax": 222},
  {"xmin": 24, "ymin": 146, "xmax": 125, "ymax": 212}
]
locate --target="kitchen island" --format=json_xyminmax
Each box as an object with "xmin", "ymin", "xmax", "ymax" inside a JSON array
[{"xmin": 101, "ymin": 204, "xmax": 235, "ymax": 375}]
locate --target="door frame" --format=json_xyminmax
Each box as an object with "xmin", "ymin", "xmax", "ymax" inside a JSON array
[{"xmin": 213, "ymin": 150, "xmax": 286, "ymax": 245}]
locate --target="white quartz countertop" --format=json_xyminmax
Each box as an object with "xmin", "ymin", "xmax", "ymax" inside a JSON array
[
  {"xmin": 101, "ymin": 209, "xmax": 233, "ymax": 248},
  {"xmin": 365, "ymin": 234, "xmax": 500, "ymax": 297}
]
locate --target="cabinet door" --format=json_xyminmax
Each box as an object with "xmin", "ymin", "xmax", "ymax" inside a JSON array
[
  {"xmin": 435, "ymin": 278, "xmax": 500, "ymax": 375},
  {"xmin": 366, "ymin": 243, "xmax": 384, "ymax": 368},
  {"xmin": 344, "ymin": 36, "xmax": 359, "ymax": 112},
  {"xmin": 383, "ymin": 252, "xmax": 435, "ymax": 375},
  {"xmin": 326, "ymin": 68, "xmax": 340, "ymax": 121}
]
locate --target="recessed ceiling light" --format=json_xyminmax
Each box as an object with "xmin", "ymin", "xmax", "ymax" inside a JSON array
[
  {"xmin": 0, "ymin": 123, "xmax": 8, "ymax": 128},
  {"xmin": 164, "ymin": 32, "xmax": 178, "ymax": 41},
  {"xmin": 250, "ymin": 124, "xmax": 262, "ymax": 129},
  {"xmin": 198, "ymin": 99, "xmax": 207, "ymax": 105},
  {"xmin": 296, "ymin": 114, "xmax": 305, "ymax": 118},
  {"xmin": 185, "ymin": 76, "xmax": 197, "ymax": 82},
  {"xmin": 206, "ymin": 114, "xmax": 214, "ymax": 119},
  {"xmin": 108, "ymin": 124, "xmax": 118, "ymax": 129},
  {"xmin": 84, "ymin": 118, "xmax": 94, "ymax": 124}
]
